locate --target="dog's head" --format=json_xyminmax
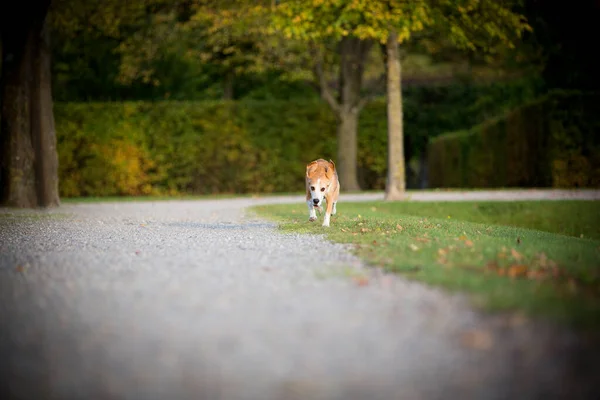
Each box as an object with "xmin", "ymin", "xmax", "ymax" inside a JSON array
[{"xmin": 306, "ymin": 159, "xmax": 335, "ymax": 207}]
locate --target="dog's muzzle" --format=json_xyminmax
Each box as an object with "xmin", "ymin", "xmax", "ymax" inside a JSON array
[{"xmin": 313, "ymin": 199, "xmax": 320, "ymax": 205}]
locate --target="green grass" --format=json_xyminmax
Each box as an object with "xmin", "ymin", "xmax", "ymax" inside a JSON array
[{"xmin": 252, "ymin": 200, "xmax": 600, "ymax": 330}]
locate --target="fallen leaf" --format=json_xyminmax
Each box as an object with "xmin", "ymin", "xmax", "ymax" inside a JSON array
[
  {"xmin": 353, "ymin": 276, "xmax": 369, "ymax": 286},
  {"xmin": 438, "ymin": 248, "xmax": 448, "ymax": 256},
  {"xmin": 508, "ymin": 264, "xmax": 528, "ymax": 278},
  {"xmin": 464, "ymin": 240, "xmax": 474, "ymax": 247},
  {"xmin": 396, "ymin": 224, "xmax": 403, "ymax": 231},
  {"xmin": 360, "ymin": 227, "xmax": 370, "ymax": 233},
  {"xmin": 415, "ymin": 237, "xmax": 430, "ymax": 243},
  {"xmin": 409, "ymin": 243, "xmax": 420, "ymax": 251},
  {"xmin": 135, "ymin": 250, "xmax": 141, "ymax": 255},
  {"xmin": 15, "ymin": 265, "xmax": 25, "ymax": 273},
  {"xmin": 458, "ymin": 235, "xmax": 468, "ymax": 241},
  {"xmin": 370, "ymin": 207, "xmax": 377, "ymax": 211},
  {"xmin": 510, "ymin": 248, "xmax": 523, "ymax": 261},
  {"xmin": 461, "ymin": 329, "xmax": 494, "ymax": 350}
]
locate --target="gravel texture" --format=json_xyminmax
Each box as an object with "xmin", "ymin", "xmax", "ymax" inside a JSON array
[{"xmin": 1, "ymin": 190, "xmax": 599, "ymax": 400}]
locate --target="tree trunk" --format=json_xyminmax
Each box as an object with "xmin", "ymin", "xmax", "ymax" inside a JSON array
[
  {"xmin": 384, "ymin": 31, "xmax": 406, "ymax": 201},
  {"xmin": 337, "ymin": 108, "xmax": 360, "ymax": 191},
  {"xmin": 0, "ymin": 0, "xmax": 59, "ymax": 208},
  {"xmin": 223, "ymin": 70, "xmax": 234, "ymax": 100},
  {"xmin": 336, "ymin": 37, "xmax": 371, "ymax": 192},
  {"xmin": 1, "ymin": 14, "xmax": 37, "ymax": 207},
  {"xmin": 31, "ymin": 18, "xmax": 60, "ymax": 207}
]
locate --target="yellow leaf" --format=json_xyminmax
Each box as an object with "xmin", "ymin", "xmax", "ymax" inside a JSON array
[{"xmin": 510, "ymin": 248, "xmax": 523, "ymax": 261}]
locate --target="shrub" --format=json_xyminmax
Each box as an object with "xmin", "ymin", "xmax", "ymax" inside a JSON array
[
  {"xmin": 55, "ymin": 79, "xmax": 540, "ymax": 197},
  {"xmin": 428, "ymin": 91, "xmax": 600, "ymax": 188}
]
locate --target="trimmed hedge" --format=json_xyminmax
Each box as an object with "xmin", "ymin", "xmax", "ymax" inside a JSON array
[
  {"xmin": 55, "ymin": 80, "xmax": 540, "ymax": 197},
  {"xmin": 428, "ymin": 91, "xmax": 600, "ymax": 188}
]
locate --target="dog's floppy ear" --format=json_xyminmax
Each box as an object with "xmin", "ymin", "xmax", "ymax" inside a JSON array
[
  {"xmin": 306, "ymin": 160, "xmax": 318, "ymax": 177},
  {"xmin": 325, "ymin": 159, "xmax": 336, "ymax": 178}
]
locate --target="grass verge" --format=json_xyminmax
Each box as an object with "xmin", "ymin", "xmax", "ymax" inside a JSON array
[{"xmin": 252, "ymin": 200, "xmax": 600, "ymax": 330}]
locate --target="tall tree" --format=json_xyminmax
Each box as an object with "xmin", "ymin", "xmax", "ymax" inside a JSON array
[
  {"xmin": 1, "ymin": 0, "xmax": 59, "ymax": 208},
  {"xmin": 275, "ymin": 0, "xmax": 530, "ymax": 198},
  {"xmin": 382, "ymin": 0, "xmax": 530, "ymax": 199},
  {"xmin": 273, "ymin": 2, "xmax": 386, "ymax": 191},
  {"xmin": 0, "ymin": 0, "xmax": 161, "ymax": 208}
]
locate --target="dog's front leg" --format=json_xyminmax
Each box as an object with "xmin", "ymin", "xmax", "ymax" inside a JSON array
[
  {"xmin": 322, "ymin": 197, "xmax": 334, "ymax": 227},
  {"xmin": 307, "ymin": 200, "xmax": 317, "ymax": 222}
]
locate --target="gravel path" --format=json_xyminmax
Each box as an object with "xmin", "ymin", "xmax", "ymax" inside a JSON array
[{"xmin": 1, "ymin": 190, "xmax": 599, "ymax": 400}]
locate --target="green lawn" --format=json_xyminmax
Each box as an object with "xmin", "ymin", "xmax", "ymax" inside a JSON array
[{"xmin": 252, "ymin": 200, "xmax": 600, "ymax": 330}]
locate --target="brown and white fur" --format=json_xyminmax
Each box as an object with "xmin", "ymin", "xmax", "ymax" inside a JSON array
[{"xmin": 305, "ymin": 159, "xmax": 340, "ymax": 227}]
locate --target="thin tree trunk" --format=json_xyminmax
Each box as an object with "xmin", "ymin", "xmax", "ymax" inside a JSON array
[
  {"xmin": 1, "ymin": 0, "xmax": 58, "ymax": 208},
  {"xmin": 384, "ymin": 31, "xmax": 406, "ymax": 200},
  {"xmin": 337, "ymin": 108, "xmax": 360, "ymax": 191},
  {"xmin": 223, "ymin": 70, "xmax": 234, "ymax": 100}
]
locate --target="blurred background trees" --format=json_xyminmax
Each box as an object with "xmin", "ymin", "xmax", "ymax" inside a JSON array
[{"xmin": 1, "ymin": 0, "xmax": 597, "ymax": 206}]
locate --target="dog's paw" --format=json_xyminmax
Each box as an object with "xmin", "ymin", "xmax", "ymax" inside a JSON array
[
  {"xmin": 322, "ymin": 222, "xmax": 330, "ymax": 227},
  {"xmin": 309, "ymin": 217, "xmax": 317, "ymax": 222}
]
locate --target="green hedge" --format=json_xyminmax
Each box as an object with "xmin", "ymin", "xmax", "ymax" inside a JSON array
[
  {"xmin": 428, "ymin": 91, "xmax": 600, "ymax": 188},
  {"xmin": 55, "ymin": 79, "xmax": 540, "ymax": 197}
]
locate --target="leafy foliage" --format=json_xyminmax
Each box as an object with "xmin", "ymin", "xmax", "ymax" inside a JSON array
[
  {"xmin": 54, "ymin": 79, "xmax": 538, "ymax": 197},
  {"xmin": 273, "ymin": 0, "xmax": 530, "ymax": 48},
  {"xmin": 428, "ymin": 91, "xmax": 600, "ymax": 188}
]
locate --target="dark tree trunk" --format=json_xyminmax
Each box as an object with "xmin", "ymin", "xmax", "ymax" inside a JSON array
[
  {"xmin": 0, "ymin": 0, "xmax": 59, "ymax": 208},
  {"xmin": 336, "ymin": 37, "xmax": 371, "ymax": 192},
  {"xmin": 223, "ymin": 70, "xmax": 234, "ymax": 100},
  {"xmin": 384, "ymin": 31, "xmax": 406, "ymax": 200},
  {"xmin": 0, "ymin": 11, "xmax": 37, "ymax": 207}
]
